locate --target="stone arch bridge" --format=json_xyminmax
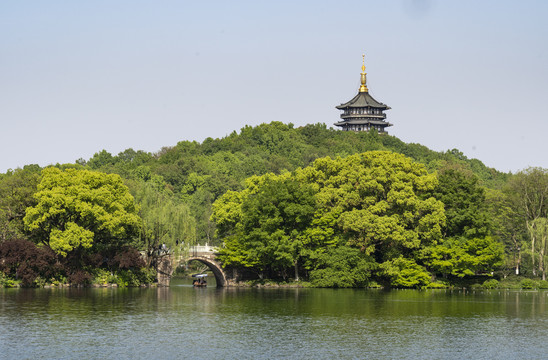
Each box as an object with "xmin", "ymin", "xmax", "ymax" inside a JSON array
[{"xmin": 156, "ymin": 246, "xmax": 228, "ymax": 287}]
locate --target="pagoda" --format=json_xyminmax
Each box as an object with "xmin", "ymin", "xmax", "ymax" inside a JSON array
[{"xmin": 335, "ymin": 55, "xmax": 392, "ymax": 133}]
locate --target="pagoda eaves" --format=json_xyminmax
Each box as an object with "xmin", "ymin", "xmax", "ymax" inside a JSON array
[{"xmin": 334, "ymin": 55, "xmax": 392, "ymax": 133}]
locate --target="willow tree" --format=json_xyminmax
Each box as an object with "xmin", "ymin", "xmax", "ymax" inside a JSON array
[{"xmin": 133, "ymin": 181, "xmax": 196, "ymax": 267}]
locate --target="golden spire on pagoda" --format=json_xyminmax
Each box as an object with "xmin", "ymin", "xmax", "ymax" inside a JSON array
[{"xmin": 359, "ymin": 54, "xmax": 369, "ymax": 93}]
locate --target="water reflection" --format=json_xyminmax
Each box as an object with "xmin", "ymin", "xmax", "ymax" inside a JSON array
[{"xmin": 1, "ymin": 287, "xmax": 548, "ymax": 359}]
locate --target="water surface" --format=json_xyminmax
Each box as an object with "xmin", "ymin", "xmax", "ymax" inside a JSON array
[{"xmin": 1, "ymin": 281, "xmax": 547, "ymax": 359}]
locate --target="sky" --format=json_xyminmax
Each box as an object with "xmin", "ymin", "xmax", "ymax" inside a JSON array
[{"xmin": 1, "ymin": 0, "xmax": 547, "ymax": 173}]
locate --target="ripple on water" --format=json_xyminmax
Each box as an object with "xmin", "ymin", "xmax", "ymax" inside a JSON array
[{"xmin": 1, "ymin": 288, "xmax": 548, "ymax": 359}]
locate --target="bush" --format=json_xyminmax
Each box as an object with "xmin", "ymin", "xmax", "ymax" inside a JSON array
[
  {"xmin": 50, "ymin": 275, "xmax": 67, "ymax": 287},
  {"xmin": 34, "ymin": 276, "xmax": 47, "ymax": 288},
  {"xmin": 520, "ymin": 278, "xmax": 537, "ymax": 289},
  {"xmin": 68, "ymin": 270, "xmax": 92, "ymax": 286},
  {"xmin": 425, "ymin": 282, "xmax": 447, "ymax": 289},
  {"xmin": 91, "ymin": 268, "xmax": 111, "ymax": 285},
  {"xmin": 0, "ymin": 239, "xmax": 57, "ymax": 287},
  {"xmin": 538, "ymin": 280, "xmax": 548, "ymax": 289},
  {"xmin": 115, "ymin": 268, "xmax": 156, "ymax": 287},
  {"xmin": 482, "ymin": 279, "xmax": 499, "ymax": 289}
]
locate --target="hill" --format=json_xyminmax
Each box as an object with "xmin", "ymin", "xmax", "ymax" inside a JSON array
[{"xmin": 75, "ymin": 121, "xmax": 507, "ymax": 243}]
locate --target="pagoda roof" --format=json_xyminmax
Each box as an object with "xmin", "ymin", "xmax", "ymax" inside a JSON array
[
  {"xmin": 336, "ymin": 91, "xmax": 390, "ymax": 110},
  {"xmin": 335, "ymin": 119, "xmax": 393, "ymax": 127}
]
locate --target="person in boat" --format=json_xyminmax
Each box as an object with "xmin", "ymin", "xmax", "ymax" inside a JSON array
[{"xmin": 192, "ymin": 274, "xmax": 207, "ymax": 286}]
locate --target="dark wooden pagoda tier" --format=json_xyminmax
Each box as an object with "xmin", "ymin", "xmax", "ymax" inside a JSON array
[{"xmin": 335, "ymin": 56, "xmax": 392, "ymax": 133}]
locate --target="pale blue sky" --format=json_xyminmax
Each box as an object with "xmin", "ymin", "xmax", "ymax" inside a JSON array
[{"xmin": 1, "ymin": 1, "xmax": 547, "ymax": 173}]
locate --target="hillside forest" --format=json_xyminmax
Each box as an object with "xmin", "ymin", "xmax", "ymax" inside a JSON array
[{"xmin": 1, "ymin": 122, "xmax": 547, "ymax": 289}]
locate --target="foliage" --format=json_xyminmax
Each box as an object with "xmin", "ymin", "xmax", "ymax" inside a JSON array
[
  {"xmin": 0, "ymin": 166, "xmax": 40, "ymax": 243},
  {"xmin": 485, "ymin": 188, "xmax": 526, "ymax": 275},
  {"xmin": 67, "ymin": 270, "xmax": 92, "ymax": 286},
  {"xmin": 306, "ymin": 152, "xmax": 445, "ymax": 262},
  {"xmin": 116, "ymin": 268, "xmax": 156, "ymax": 287},
  {"xmin": 434, "ymin": 166, "xmax": 491, "ymax": 239},
  {"xmin": 422, "ymin": 236, "xmax": 504, "ymax": 278},
  {"xmin": 214, "ymin": 151, "xmax": 447, "ymax": 285},
  {"xmin": 0, "ymin": 122, "xmax": 530, "ymax": 288},
  {"xmin": 482, "ymin": 279, "xmax": 499, "ymax": 289},
  {"xmin": 131, "ymin": 180, "xmax": 196, "ymax": 267},
  {"xmin": 24, "ymin": 168, "xmax": 141, "ymax": 256},
  {"xmin": 0, "ymin": 239, "xmax": 58, "ymax": 287},
  {"xmin": 520, "ymin": 278, "xmax": 536, "ymax": 289},
  {"xmin": 379, "ymin": 256, "xmax": 432, "ymax": 288},
  {"xmin": 505, "ymin": 167, "xmax": 548, "ymax": 277},
  {"xmin": 0, "ymin": 272, "xmax": 20, "ymax": 288},
  {"xmin": 309, "ymin": 246, "xmax": 376, "ymax": 288}
]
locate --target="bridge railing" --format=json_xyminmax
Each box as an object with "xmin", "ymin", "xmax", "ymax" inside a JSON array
[{"xmin": 188, "ymin": 244, "xmax": 217, "ymax": 258}]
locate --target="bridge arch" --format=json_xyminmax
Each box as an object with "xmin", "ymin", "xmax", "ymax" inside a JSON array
[{"xmin": 183, "ymin": 256, "xmax": 227, "ymax": 287}]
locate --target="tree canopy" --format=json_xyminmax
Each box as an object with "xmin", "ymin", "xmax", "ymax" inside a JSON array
[
  {"xmin": 24, "ymin": 168, "xmax": 141, "ymax": 256},
  {"xmin": 213, "ymin": 151, "xmax": 449, "ymax": 287}
]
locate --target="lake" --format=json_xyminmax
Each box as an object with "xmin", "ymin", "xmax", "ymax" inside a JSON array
[{"xmin": 1, "ymin": 280, "xmax": 548, "ymax": 359}]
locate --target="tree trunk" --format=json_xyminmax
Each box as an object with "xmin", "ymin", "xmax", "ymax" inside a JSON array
[
  {"xmin": 539, "ymin": 232, "xmax": 546, "ymax": 280},
  {"xmin": 528, "ymin": 221, "xmax": 537, "ymax": 276},
  {"xmin": 516, "ymin": 247, "xmax": 521, "ymax": 275},
  {"xmin": 294, "ymin": 260, "xmax": 299, "ymax": 282}
]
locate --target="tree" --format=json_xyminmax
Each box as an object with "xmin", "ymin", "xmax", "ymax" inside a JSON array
[
  {"xmin": 132, "ymin": 181, "xmax": 196, "ymax": 267},
  {"xmin": 87, "ymin": 150, "xmax": 115, "ymax": 170},
  {"xmin": 213, "ymin": 151, "xmax": 447, "ymax": 286},
  {"xmin": 434, "ymin": 165, "xmax": 491, "ymax": 239},
  {"xmin": 421, "ymin": 236, "xmax": 504, "ymax": 278},
  {"xmin": 506, "ymin": 167, "xmax": 548, "ymax": 276},
  {"xmin": 214, "ymin": 175, "xmax": 316, "ymax": 280},
  {"xmin": 531, "ymin": 217, "xmax": 548, "ymax": 280},
  {"xmin": 239, "ymin": 177, "xmax": 316, "ymax": 280},
  {"xmin": 309, "ymin": 246, "xmax": 377, "ymax": 287},
  {"xmin": 0, "ymin": 167, "xmax": 41, "ymax": 242},
  {"xmin": 304, "ymin": 152, "xmax": 446, "ymax": 266},
  {"xmin": 485, "ymin": 189, "xmax": 526, "ymax": 275},
  {"xmin": 379, "ymin": 256, "xmax": 432, "ymax": 288},
  {"xmin": 0, "ymin": 238, "xmax": 58, "ymax": 286},
  {"xmin": 24, "ymin": 168, "xmax": 141, "ymax": 256}
]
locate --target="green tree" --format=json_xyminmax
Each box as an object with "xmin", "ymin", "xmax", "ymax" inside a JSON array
[
  {"xmin": 0, "ymin": 166, "xmax": 41, "ymax": 242},
  {"xmin": 215, "ymin": 175, "xmax": 316, "ymax": 280},
  {"xmin": 304, "ymin": 152, "xmax": 446, "ymax": 267},
  {"xmin": 24, "ymin": 168, "xmax": 141, "ymax": 256},
  {"xmin": 132, "ymin": 181, "xmax": 196, "ymax": 267},
  {"xmin": 422, "ymin": 236, "xmax": 504, "ymax": 278},
  {"xmin": 379, "ymin": 256, "xmax": 432, "ymax": 288},
  {"xmin": 485, "ymin": 189, "xmax": 526, "ymax": 275},
  {"xmin": 434, "ymin": 165, "xmax": 491, "ymax": 239},
  {"xmin": 506, "ymin": 167, "xmax": 548, "ymax": 276},
  {"xmin": 239, "ymin": 177, "xmax": 316, "ymax": 280},
  {"xmin": 213, "ymin": 151, "xmax": 447, "ymax": 286},
  {"xmin": 532, "ymin": 217, "xmax": 548, "ymax": 280},
  {"xmin": 309, "ymin": 246, "xmax": 377, "ymax": 287}
]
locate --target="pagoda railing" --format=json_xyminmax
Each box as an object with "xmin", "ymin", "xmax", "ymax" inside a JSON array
[{"xmin": 341, "ymin": 113, "xmax": 386, "ymax": 119}]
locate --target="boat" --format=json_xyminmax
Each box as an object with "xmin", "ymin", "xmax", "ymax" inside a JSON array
[{"xmin": 192, "ymin": 273, "xmax": 208, "ymax": 287}]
